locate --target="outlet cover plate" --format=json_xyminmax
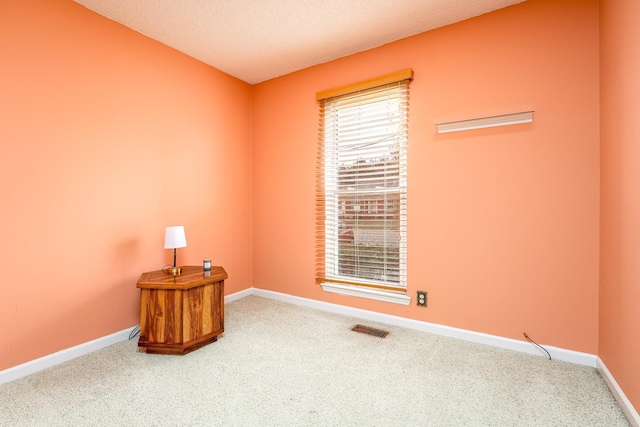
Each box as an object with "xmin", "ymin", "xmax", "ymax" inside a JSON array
[{"xmin": 416, "ymin": 290, "xmax": 427, "ymax": 307}]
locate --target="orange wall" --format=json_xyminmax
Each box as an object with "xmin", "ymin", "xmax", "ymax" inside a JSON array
[
  {"xmin": 6, "ymin": 0, "xmax": 636, "ymax": 409},
  {"xmin": 600, "ymin": 0, "xmax": 640, "ymax": 411},
  {"xmin": 0, "ymin": 0, "xmax": 253, "ymax": 371},
  {"xmin": 253, "ymin": 0, "xmax": 601, "ymax": 353}
]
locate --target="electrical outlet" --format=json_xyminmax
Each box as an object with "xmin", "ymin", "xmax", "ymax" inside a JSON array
[{"xmin": 416, "ymin": 290, "xmax": 427, "ymax": 307}]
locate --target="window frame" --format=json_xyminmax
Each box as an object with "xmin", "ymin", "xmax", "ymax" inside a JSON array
[{"xmin": 315, "ymin": 69, "xmax": 413, "ymax": 305}]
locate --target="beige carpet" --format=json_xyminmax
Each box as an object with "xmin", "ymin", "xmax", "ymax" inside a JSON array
[{"xmin": 0, "ymin": 295, "xmax": 629, "ymax": 426}]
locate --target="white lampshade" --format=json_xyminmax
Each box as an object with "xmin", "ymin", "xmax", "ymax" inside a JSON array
[{"xmin": 164, "ymin": 226, "xmax": 187, "ymax": 249}]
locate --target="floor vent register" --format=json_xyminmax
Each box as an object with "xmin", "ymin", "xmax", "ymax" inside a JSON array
[{"xmin": 351, "ymin": 324, "xmax": 389, "ymax": 338}]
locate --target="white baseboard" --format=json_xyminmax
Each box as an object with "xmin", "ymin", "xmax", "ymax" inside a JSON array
[
  {"xmin": 0, "ymin": 288, "xmax": 258, "ymax": 385},
  {"xmin": 253, "ymin": 288, "xmax": 640, "ymax": 423},
  {"xmin": 0, "ymin": 326, "xmax": 138, "ymax": 385},
  {"xmin": 252, "ymin": 288, "xmax": 597, "ymax": 367},
  {"xmin": 225, "ymin": 287, "xmax": 253, "ymax": 304},
  {"xmin": 0, "ymin": 285, "xmax": 626, "ymax": 411},
  {"xmin": 597, "ymin": 357, "xmax": 640, "ymax": 427}
]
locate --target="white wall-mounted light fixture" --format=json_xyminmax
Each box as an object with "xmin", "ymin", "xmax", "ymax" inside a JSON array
[{"xmin": 435, "ymin": 111, "xmax": 534, "ymax": 134}]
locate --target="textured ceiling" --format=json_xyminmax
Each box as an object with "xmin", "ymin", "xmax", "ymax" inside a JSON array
[{"xmin": 73, "ymin": 0, "xmax": 525, "ymax": 84}]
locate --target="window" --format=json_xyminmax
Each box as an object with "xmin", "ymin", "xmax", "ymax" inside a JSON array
[{"xmin": 315, "ymin": 69, "xmax": 412, "ymax": 305}]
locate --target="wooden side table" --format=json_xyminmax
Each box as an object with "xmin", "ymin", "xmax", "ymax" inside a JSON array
[{"xmin": 136, "ymin": 265, "xmax": 227, "ymax": 355}]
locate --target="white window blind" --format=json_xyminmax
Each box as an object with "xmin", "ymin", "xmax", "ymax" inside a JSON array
[{"xmin": 316, "ymin": 69, "xmax": 412, "ymax": 294}]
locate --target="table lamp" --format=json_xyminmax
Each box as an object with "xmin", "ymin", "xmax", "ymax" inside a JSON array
[{"xmin": 164, "ymin": 226, "xmax": 187, "ymax": 275}]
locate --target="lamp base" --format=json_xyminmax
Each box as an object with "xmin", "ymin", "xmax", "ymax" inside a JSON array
[{"xmin": 163, "ymin": 266, "xmax": 182, "ymax": 276}]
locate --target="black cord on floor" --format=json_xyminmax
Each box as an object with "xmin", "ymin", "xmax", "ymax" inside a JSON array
[
  {"xmin": 129, "ymin": 325, "xmax": 140, "ymax": 340},
  {"xmin": 523, "ymin": 332, "xmax": 551, "ymax": 360}
]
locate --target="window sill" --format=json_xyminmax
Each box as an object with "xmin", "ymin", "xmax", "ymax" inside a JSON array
[{"xmin": 320, "ymin": 282, "xmax": 411, "ymax": 306}]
